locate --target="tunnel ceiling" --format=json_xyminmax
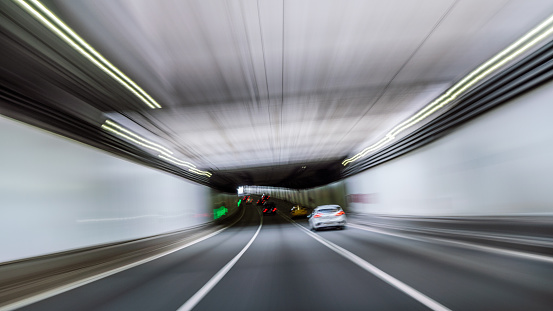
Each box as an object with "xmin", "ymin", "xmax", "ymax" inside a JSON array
[{"xmin": 2, "ymin": 0, "xmax": 553, "ymax": 191}]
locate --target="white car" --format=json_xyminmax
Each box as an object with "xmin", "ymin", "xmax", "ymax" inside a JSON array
[{"xmin": 308, "ymin": 205, "xmax": 346, "ymax": 231}]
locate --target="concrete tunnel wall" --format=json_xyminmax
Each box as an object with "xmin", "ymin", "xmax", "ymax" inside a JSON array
[
  {"xmin": 345, "ymin": 79, "xmax": 553, "ymax": 216},
  {"xmin": 4, "ymin": 75, "xmax": 553, "ymax": 262},
  {"xmin": 266, "ymin": 79, "xmax": 553, "ymax": 217},
  {"xmin": 0, "ymin": 115, "xmax": 230, "ymax": 263}
]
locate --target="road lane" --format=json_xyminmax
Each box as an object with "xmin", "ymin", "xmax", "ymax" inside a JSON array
[
  {"xmin": 21, "ymin": 207, "xmax": 261, "ymax": 311},
  {"xmin": 16, "ymin": 199, "xmax": 553, "ymax": 311},
  {"xmin": 193, "ymin": 209, "xmax": 429, "ymax": 311},
  {"xmin": 176, "ymin": 208, "xmax": 263, "ymax": 311},
  {"xmin": 291, "ymin": 214, "xmax": 553, "ymax": 311}
]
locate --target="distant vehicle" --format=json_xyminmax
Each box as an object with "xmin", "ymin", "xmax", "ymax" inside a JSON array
[
  {"xmin": 243, "ymin": 195, "xmax": 253, "ymax": 205},
  {"xmin": 262, "ymin": 202, "xmax": 277, "ymax": 215},
  {"xmin": 257, "ymin": 194, "xmax": 271, "ymax": 206},
  {"xmin": 290, "ymin": 205, "xmax": 309, "ymax": 218},
  {"xmin": 308, "ymin": 205, "xmax": 346, "ymax": 230}
]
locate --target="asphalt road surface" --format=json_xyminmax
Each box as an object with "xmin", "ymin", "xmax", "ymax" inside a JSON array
[{"xmin": 20, "ymin": 201, "xmax": 553, "ymax": 311}]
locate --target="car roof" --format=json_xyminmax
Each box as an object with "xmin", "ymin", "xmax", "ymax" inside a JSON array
[{"xmin": 315, "ymin": 205, "xmax": 341, "ymax": 210}]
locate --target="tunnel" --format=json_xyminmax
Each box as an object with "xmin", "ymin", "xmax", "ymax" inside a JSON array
[{"xmin": 1, "ymin": 1, "xmax": 553, "ymax": 310}]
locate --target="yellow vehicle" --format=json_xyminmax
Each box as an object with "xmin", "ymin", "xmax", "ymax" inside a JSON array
[{"xmin": 290, "ymin": 205, "xmax": 309, "ymax": 218}]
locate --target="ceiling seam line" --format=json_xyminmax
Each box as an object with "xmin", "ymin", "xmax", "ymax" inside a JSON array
[
  {"xmin": 256, "ymin": 0, "xmax": 276, "ymax": 161},
  {"xmin": 330, "ymin": 0, "xmax": 459, "ymax": 159},
  {"xmin": 237, "ymin": 0, "xmax": 265, "ymax": 163},
  {"xmin": 280, "ymin": 0, "xmax": 285, "ymax": 164}
]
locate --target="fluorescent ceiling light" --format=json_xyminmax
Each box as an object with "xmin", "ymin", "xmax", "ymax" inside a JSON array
[
  {"xmin": 102, "ymin": 120, "xmax": 212, "ymax": 177},
  {"xmin": 104, "ymin": 120, "xmax": 173, "ymax": 155},
  {"xmin": 343, "ymin": 13, "xmax": 553, "ymax": 166},
  {"xmin": 15, "ymin": 0, "xmax": 162, "ymax": 109}
]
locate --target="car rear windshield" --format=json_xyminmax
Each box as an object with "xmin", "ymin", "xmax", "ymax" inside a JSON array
[{"xmin": 319, "ymin": 208, "xmax": 338, "ymax": 213}]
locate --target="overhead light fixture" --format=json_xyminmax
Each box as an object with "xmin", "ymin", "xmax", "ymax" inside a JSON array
[
  {"xmin": 343, "ymin": 13, "xmax": 553, "ymax": 166},
  {"xmin": 188, "ymin": 167, "xmax": 213, "ymax": 178},
  {"xmin": 159, "ymin": 154, "xmax": 212, "ymax": 177},
  {"xmin": 103, "ymin": 120, "xmax": 172, "ymax": 155},
  {"xmin": 15, "ymin": 0, "xmax": 162, "ymax": 109},
  {"xmin": 102, "ymin": 120, "xmax": 212, "ymax": 177}
]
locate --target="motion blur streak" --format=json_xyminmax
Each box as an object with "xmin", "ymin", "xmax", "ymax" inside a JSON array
[
  {"xmin": 101, "ymin": 120, "xmax": 173, "ymax": 155},
  {"xmin": 159, "ymin": 155, "xmax": 212, "ymax": 177},
  {"xmin": 343, "ymin": 12, "xmax": 553, "ymax": 165},
  {"xmin": 101, "ymin": 120, "xmax": 211, "ymax": 176},
  {"xmin": 103, "ymin": 120, "xmax": 173, "ymax": 155},
  {"xmin": 176, "ymin": 209, "xmax": 262, "ymax": 311},
  {"xmin": 3, "ymin": 1, "xmax": 553, "ymax": 310},
  {"xmin": 347, "ymin": 224, "xmax": 553, "ymax": 265},
  {"xmin": 282, "ymin": 213, "xmax": 451, "ymax": 311},
  {"xmin": 10, "ymin": 200, "xmax": 553, "ymax": 311},
  {"xmin": 13, "ymin": 0, "xmax": 162, "ymax": 108}
]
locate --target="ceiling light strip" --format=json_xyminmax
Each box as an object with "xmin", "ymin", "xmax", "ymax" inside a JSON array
[
  {"xmin": 188, "ymin": 169, "xmax": 212, "ymax": 177},
  {"xmin": 342, "ymin": 136, "xmax": 393, "ymax": 164},
  {"xmin": 15, "ymin": 0, "xmax": 161, "ymax": 109},
  {"xmin": 102, "ymin": 120, "xmax": 211, "ymax": 177},
  {"xmin": 104, "ymin": 120, "xmax": 173, "ymax": 155},
  {"xmin": 159, "ymin": 155, "xmax": 212, "ymax": 177},
  {"xmin": 158, "ymin": 155, "xmax": 193, "ymax": 168},
  {"xmin": 101, "ymin": 123, "xmax": 167, "ymax": 154},
  {"xmin": 28, "ymin": 0, "xmax": 161, "ymax": 109},
  {"xmin": 343, "ymin": 14, "xmax": 553, "ymax": 166},
  {"xmin": 159, "ymin": 153, "xmax": 196, "ymax": 169}
]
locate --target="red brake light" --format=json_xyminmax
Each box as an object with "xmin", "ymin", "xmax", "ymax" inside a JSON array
[
  {"xmin": 313, "ymin": 213, "xmax": 321, "ymax": 218},
  {"xmin": 336, "ymin": 211, "xmax": 345, "ymax": 216},
  {"xmin": 263, "ymin": 209, "xmax": 267, "ymax": 212},
  {"xmin": 273, "ymin": 208, "xmax": 276, "ymax": 212}
]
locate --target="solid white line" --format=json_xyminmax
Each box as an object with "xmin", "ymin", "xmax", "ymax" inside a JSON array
[
  {"xmin": 280, "ymin": 214, "xmax": 450, "ymax": 311},
  {"xmin": 0, "ymin": 209, "xmax": 246, "ymax": 311},
  {"xmin": 348, "ymin": 223, "xmax": 553, "ymax": 264},
  {"xmin": 176, "ymin": 209, "xmax": 263, "ymax": 311}
]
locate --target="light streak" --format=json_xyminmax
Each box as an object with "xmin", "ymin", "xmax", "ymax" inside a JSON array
[
  {"xmin": 343, "ymin": 14, "xmax": 553, "ymax": 166},
  {"xmin": 15, "ymin": 0, "xmax": 162, "ymax": 109},
  {"xmin": 102, "ymin": 120, "xmax": 212, "ymax": 177}
]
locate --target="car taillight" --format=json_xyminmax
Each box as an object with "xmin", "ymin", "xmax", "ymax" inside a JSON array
[
  {"xmin": 313, "ymin": 214, "xmax": 322, "ymax": 218},
  {"xmin": 273, "ymin": 208, "xmax": 276, "ymax": 212},
  {"xmin": 335, "ymin": 211, "xmax": 345, "ymax": 216},
  {"xmin": 263, "ymin": 209, "xmax": 267, "ymax": 212}
]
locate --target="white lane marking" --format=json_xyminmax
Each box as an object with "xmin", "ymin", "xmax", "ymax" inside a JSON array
[
  {"xmin": 280, "ymin": 214, "xmax": 450, "ymax": 311},
  {"xmin": 348, "ymin": 223, "xmax": 553, "ymax": 264},
  {"xmin": 0, "ymin": 209, "xmax": 247, "ymax": 311},
  {"xmin": 176, "ymin": 209, "xmax": 263, "ymax": 311}
]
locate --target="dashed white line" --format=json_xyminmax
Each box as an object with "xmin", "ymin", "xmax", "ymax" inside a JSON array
[
  {"xmin": 176, "ymin": 209, "xmax": 263, "ymax": 311},
  {"xmin": 280, "ymin": 213, "xmax": 451, "ymax": 311}
]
